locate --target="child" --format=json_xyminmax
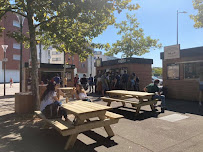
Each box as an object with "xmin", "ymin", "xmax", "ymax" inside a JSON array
[{"xmin": 10, "ymin": 78, "xmax": 13, "ymax": 88}]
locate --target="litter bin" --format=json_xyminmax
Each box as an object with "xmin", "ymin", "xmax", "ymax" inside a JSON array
[{"xmin": 15, "ymin": 92, "xmax": 34, "ymax": 114}]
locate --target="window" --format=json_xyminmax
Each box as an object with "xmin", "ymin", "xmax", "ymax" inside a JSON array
[
  {"xmin": 52, "ymin": 58, "xmax": 61, "ymax": 61},
  {"xmin": 13, "ymin": 55, "xmax": 20, "ymax": 60},
  {"xmin": 81, "ymin": 63, "xmax": 85, "ymax": 68},
  {"xmin": 184, "ymin": 63, "xmax": 201, "ymax": 79},
  {"xmin": 167, "ymin": 64, "xmax": 180, "ymax": 80},
  {"xmin": 13, "ymin": 43, "xmax": 20, "ymax": 49},
  {"xmin": 52, "ymin": 51, "xmax": 60, "ymax": 55},
  {"xmin": 13, "ymin": 20, "xmax": 20, "ymax": 28}
]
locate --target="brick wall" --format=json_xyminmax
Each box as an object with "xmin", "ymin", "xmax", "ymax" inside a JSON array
[
  {"xmin": 65, "ymin": 54, "xmax": 88, "ymax": 74},
  {"xmin": 0, "ymin": 12, "xmax": 30, "ymax": 70},
  {"xmin": 163, "ymin": 56, "xmax": 203, "ymax": 101}
]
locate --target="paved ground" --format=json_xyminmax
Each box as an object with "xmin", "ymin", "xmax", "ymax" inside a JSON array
[{"xmin": 0, "ymin": 83, "xmax": 203, "ymax": 152}]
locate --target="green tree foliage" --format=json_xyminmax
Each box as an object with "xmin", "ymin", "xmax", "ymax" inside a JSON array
[
  {"xmin": 190, "ymin": 0, "xmax": 203, "ymax": 28},
  {"xmin": 105, "ymin": 13, "xmax": 162, "ymax": 58},
  {"xmin": 0, "ymin": 0, "xmax": 138, "ymax": 109},
  {"xmin": 152, "ymin": 67, "xmax": 162, "ymax": 77}
]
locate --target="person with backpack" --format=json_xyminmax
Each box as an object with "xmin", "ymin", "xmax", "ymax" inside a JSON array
[{"xmin": 40, "ymin": 82, "xmax": 68, "ymax": 120}]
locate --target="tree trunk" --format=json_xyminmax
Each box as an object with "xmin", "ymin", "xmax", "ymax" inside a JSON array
[{"xmin": 27, "ymin": 1, "xmax": 40, "ymax": 110}]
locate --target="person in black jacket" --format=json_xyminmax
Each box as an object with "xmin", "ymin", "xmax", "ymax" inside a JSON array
[{"xmin": 80, "ymin": 74, "xmax": 88, "ymax": 90}]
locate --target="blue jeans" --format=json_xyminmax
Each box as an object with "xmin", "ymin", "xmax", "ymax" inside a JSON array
[{"xmin": 153, "ymin": 95, "xmax": 165, "ymax": 108}]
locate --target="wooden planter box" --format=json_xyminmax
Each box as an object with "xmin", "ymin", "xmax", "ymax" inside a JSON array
[{"xmin": 15, "ymin": 92, "xmax": 34, "ymax": 114}]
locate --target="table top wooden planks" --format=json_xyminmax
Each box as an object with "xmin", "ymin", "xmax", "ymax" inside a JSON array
[
  {"xmin": 57, "ymin": 87, "xmax": 74, "ymax": 91},
  {"xmin": 62, "ymin": 100, "xmax": 112, "ymax": 115},
  {"xmin": 106, "ymin": 90, "xmax": 154, "ymax": 97}
]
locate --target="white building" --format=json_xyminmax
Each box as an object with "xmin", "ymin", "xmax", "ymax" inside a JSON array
[
  {"xmin": 87, "ymin": 51, "xmax": 117, "ymax": 77},
  {"xmin": 37, "ymin": 45, "xmax": 64, "ymax": 64}
]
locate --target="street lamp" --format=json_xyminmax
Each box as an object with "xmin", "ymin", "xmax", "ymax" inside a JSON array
[
  {"xmin": 1, "ymin": 45, "xmax": 8, "ymax": 96},
  {"xmin": 177, "ymin": 10, "xmax": 187, "ymax": 45},
  {"xmin": 16, "ymin": 14, "xmax": 25, "ymax": 92}
]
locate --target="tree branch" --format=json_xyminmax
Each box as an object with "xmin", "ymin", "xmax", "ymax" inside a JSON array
[{"xmin": 34, "ymin": 15, "xmax": 61, "ymax": 28}]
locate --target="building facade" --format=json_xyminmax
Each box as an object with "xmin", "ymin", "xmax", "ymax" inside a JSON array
[
  {"xmin": 0, "ymin": 12, "xmax": 30, "ymax": 83},
  {"xmin": 96, "ymin": 57, "xmax": 153, "ymax": 90},
  {"xmin": 87, "ymin": 51, "xmax": 117, "ymax": 78},
  {"xmin": 161, "ymin": 46, "xmax": 203, "ymax": 101}
]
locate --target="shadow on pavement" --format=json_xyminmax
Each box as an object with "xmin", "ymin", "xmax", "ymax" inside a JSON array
[
  {"xmin": 109, "ymin": 106, "xmax": 159, "ymax": 121},
  {"xmin": 0, "ymin": 95, "xmax": 15, "ymax": 99},
  {"xmin": 165, "ymin": 99, "xmax": 203, "ymax": 116},
  {"xmin": 0, "ymin": 112, "xmax": 118, "ymax": 152}
]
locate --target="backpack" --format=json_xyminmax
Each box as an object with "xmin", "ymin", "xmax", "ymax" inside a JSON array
[{"xmin": 43, "ymin": 102, "xmax": 62, "ymax": 119}]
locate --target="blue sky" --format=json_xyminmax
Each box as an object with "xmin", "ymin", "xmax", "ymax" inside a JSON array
[{"xmin": 92, "ymin": 0, "xmax": 203, "ymax": 67}]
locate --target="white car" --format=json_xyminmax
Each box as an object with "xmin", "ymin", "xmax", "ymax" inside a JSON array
[{"xmin": 152, "ymin": 76, "xmax": 163, "ymax": 85}]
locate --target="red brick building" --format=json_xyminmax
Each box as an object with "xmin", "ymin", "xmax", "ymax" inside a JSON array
[
  {"xmin": 161, "ymin": 46, "xmax": 203, "ymax": 101},
  {"xmin": 0, "ymin": 12, "xmax": 30, "ymax": 82},
  {"xmin": 65, "ymin": 54, "xmax": 88, "ymax": 78},
  {"xmin": 96, "ymin": 58, "xmax": 153, "ymax": 90}
]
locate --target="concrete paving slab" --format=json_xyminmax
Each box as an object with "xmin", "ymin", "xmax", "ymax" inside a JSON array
[{"xmin": 158, "ymin": 113, "xmax": 189, "ymax": 122}]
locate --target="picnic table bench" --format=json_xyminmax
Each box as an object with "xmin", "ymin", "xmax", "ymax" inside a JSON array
[
  {"xmin": 101, "ymin": 90, "xmax": 158, "ymax": 116},
  {"xmin": 35, "ymin": 100, "xmax": 123, "ymax": 150}
]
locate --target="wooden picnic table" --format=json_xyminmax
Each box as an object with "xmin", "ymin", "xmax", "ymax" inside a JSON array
[
  {"xmin": 106, "ymin": 90, "xmax": 154, "ymax": 101},
  {"xmin": 103, "ymin": 90, "xmax": 157, "ymax": 115},
  {"xmin": 35, "ymin": 100, "xmax": 123, "ymax": 150},
  {"xmin": 57, "ymin": 87, "xmax": 74, "ymax": 102},
  {"xmin": 61, "ymin": 100, "xmax": 120, "ymax": 149}
]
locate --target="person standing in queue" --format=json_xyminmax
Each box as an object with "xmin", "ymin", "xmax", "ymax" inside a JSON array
[{"xmin": 88, "ymin": 74, "xmax": 94, "ymax": 93}]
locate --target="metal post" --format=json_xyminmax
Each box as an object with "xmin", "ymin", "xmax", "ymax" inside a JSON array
[
  {"xmin": 4, "ymin": 51, "xmax": 6, "ymax": 96},
  {"xmin": 177, "ymin": 10, "xmax": 178, "ymax": 45},
  {"xmin": 20, "ymin": 21, "xmax": 23, "ymax": 92},
  {"xmin": 39, "ymin": 41, "xmax": 42, "ymax": 64}
]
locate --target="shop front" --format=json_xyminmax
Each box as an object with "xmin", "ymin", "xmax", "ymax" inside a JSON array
[
  {"xmin": 23, "ymin": 63, "xmax": 75, "ymax": 92},
  {"xmin": 96, "ymin": 57, "xmax": 153, "ymax": 90},
  {"xmin": 161, "ymin": 45, "xmax": 203, "ymax": 101}
]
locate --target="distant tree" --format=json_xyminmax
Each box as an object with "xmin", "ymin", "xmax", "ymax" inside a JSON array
[
  {"xmin": 190, "ymin": 0, "xmax": 203, "ymax": 28},
  {"xmin": 152, "ymin": 67, "xmax": 162, "ymax": 77},
  {"xmin": 105, "ymin": 13, "xmax": 162, "ymax": 58}
]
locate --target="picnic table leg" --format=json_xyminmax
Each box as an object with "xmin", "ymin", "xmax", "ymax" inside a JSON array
[
  {"xmin": 107, "ymin": 101, "xmax": 111, "ymax": 106},
  {"xmin": 150, "ymin": 104, "xmax": 155, "ymax": 111},
  {"xmin": 122, "ymin": 102, "xmax": 126, "ymax": 107},
  {"xmin": 64, "ymin": 118, "xmax": 84, "ymax": 150},
  {"xmin": 135, "ymin": 106, "xmax": 141, "ymax": 116},
  {"xmin": 99, "ymin": 116, "xmax": 114, "ymax": 137}
]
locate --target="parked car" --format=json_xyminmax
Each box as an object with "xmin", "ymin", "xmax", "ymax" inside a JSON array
[{"xmin": 152, "ymin": 76, "xmax": 163, "ymax": 85}]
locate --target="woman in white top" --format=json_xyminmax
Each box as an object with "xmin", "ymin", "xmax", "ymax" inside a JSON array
[
  {"xmin": 72, "ymin": 84, "xmax": 91, "ymax": 101},
  {"xmin": 40, "ymin": 82, "xmax": 68, "ymax": 120}
]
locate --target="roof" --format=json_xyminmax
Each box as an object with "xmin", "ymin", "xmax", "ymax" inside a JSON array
[
  {"xmin": 101, "ymin": 57, "xmax": 153, "ymax": 67},
  {"xmin": 40, "ymin": 63, "xmax": 75, "ymax": 69},
  {"xmin": 160, "ymin": 46, "xmax": 203, "ymax": 59}
]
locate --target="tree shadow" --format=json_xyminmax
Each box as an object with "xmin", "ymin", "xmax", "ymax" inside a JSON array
[
  {"xmin": 0, "ymin": 95, "xmax": 15, "ymax": 99},
  {"xmin": 0, "ymin": 112, "xmax": 118, "ymax": 152}
]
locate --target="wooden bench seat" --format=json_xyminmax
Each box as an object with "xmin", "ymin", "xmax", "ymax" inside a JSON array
[
  {"xmin": 35, "ymin": 111, "xmax": 123, "ymax": 137},
  {"xmin": 101, "ymin": 97, "xmax": 158, "ymax": 115}
]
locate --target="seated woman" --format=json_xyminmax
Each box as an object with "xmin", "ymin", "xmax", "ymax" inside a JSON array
[
  {"xmin": 40, "ymin": 82, "xmax": 68, "ymax": 120},
  {"xmin": 72, "ymin": 84, "xmax": 91, "ymax": 102}
]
